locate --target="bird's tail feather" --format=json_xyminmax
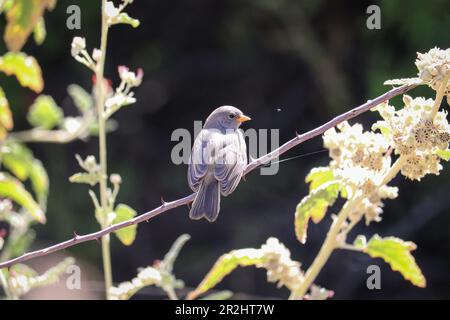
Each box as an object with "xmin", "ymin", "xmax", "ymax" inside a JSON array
[{"xmin": 189, "ymin": 180, "xmax": 220, "ymax": 222}]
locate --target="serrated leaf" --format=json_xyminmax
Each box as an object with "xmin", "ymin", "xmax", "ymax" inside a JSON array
[
  {"xmin": 67, "ymin": 84, "xmax": 93, "ymax": 112},
  {"xmin": 0, "ymin": 52, "xmax": 44, "ymax": 93},
  {"xmin": 3, "ymin": 0, "xmax": 56, "ymax": 51},
  {"xmin": 0, "ymin": 86, "xmax": 13, "ymax": 140},
  {"xmin": 113, "ymin": 12, "xmax": 140, "ymax": 28},
  {"xmin": 364, "ymin": 235, "xmax": 426, "ymax": 288},
  {"xmin": 33, "ymin": 16, "xmax": 46, "ymax": 45},
  {"xmin": 0, "ymin": 173, "xmax": 45, "ymax": 223},
  {"xmin": 295, "ymin": 181, "xmax": 341, "ymax": 244},
  {"xmin": 27, "ymin": 95, "xmax": 63, "ymax": 129},
  {"xmin": 187, "ymin": 248, "xmax": 266, "ymax": 300},
  {"xmin": 436, "ymin": 149, "xmax": 450, "ymax": 161},
  {"xmin": 113, "ymin": 204, "xmax": 137, "ymax": 246},
  {"xmin": 305, "ymin": 166, "xmax": 334, "ymax": 191}
]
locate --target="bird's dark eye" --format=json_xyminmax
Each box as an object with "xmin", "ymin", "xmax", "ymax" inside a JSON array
[{"xmin": 228, "ymin": 113, "xmax": 235, "ymax": 119}]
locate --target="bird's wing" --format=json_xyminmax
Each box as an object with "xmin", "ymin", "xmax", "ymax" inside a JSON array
[
  {"xmin": 214, "ymin": 130, "xmax": 247, "ymax": 196},
  {"xmin": 188, "ymin": 130, "xmax": 210, "ymax": 191}
]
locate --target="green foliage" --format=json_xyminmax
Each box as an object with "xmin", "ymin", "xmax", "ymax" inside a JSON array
[
  {"xmin": 110, "ymin": 234, "xmax": 189, "ymax": 300},
  {"xmin": 0, "ymin": 52, "xmax": 44, "ymax": 93},
  {"xmin": 357, "ymin": 234, "xmax": 426, "ymax": 288},
  {"xmin": 113, "ymin": 12, "xmax": 140, "ymax": 28},
  {"xmin": 0, "ymin": 173, "xmax": 45, "ymax": 223},
  {"xmin": 305, "ymin": 166, "xmax": 334, "ymax": 191},
  {"xmin": 2, "ymin": 141, "xmax": 49, "ymax": 202},
  {"xmin": 188, "ymin": 249, "xmax": 266, "ymax": 299},
  {"xmin": 0, "ymin": 86, "xmax": 13, "ymax": 139},
  {"xmin": 112, "ymin": 204, "xmax": 137, "ymax": 246},
  {"xmin": 67, "ymin": 84, "xmax": 93, "ymax": 113},
  {"xmin": 200, "ymin": 290, "xmax": 233, "ymax": 300},
  {"xmin": 2, "ymin": 0, "xmax": 56, "ymax": 51},
  {"xmin": 5, "ymin": 257, "xmax": 74, "ymax": 298},
  {"xmin": 69, "ymin": 154, "xmax": 101, "ymax": 186},
  {"xmin": 27, "ymin": 95, "xmax": 63, "ymax": 129},
  {"xmin": 295, "ymin": 180, "xmax": 341, "ymax": 244},
  {"xmin": 435, "ymin": 149, "xmax": 450, "ymax": 161},
  {"xmin": 32, "ymin": 17, "xmax": 46, "ymax": 45}
]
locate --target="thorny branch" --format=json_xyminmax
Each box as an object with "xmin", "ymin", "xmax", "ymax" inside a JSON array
[{"xmin": 0, "ymin": 83, "xmax": 416, "ymax": 269}]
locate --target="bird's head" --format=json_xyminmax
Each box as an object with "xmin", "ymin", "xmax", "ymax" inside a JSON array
[{"xmin": 204, "ymin": 106, "xmax": 251, "ymax": 131}]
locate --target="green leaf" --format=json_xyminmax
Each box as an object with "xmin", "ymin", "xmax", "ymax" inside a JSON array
[
  {"xmin": 8, "ymin": 229, "xmax": 35, "ymax": 257},
  {"xmin": 364, "ymin": 235, "xmax": 426, "ymax": 288},
  {"xmin": 436, "ymin": 149, "xmax": 450, "ymax": 161},
  {"xmin": 67, "ymin": 84, "xmax": 93, "ymax": 112},
  {"xmin": 113, "ymin": 12, "xmax": 140, "ymax": 28},
  {"xmin": 187, "ymin": 248, "xmax": 266, "ymax": 300},
  {"xmin": 0, "ymin": 173, "xmax": 45, "ymax": 223},
  {"xmin": 305, "ymin": 166, "xmax": 334, "ymax": 191},
  {"xmin": 112, "ymin": 204, "xmax": 137, "ymax": 246},
  {"xmin": 27, "ymin": 95, "xmax": 63, "ymax": 129},
  {"xmin": 68, "ymin": 172, "xmax": 100, "ymax": 186},
  {"xmin": 29, "ymin": 158, "xmax": 49, "ymax": 202},
  {"xmin": 33, "ymin": 16, "xmax": 46, "ymax": 45},
  {"xmin": 295, "ymin": 181, "xmax": 341, "ymax": 244},
  {"xmin": 3, "ymin": 0, "xmax": 56, "ymax": 51},
  {"xmin": 200, "ymin": 290, "xmax": 233, "ymax": 300},
  {"xmin": 371, "ymin": 121, "xmax": 391, "ymax": 137},
  {"xmin": 2, "ymin": 141, "xmax": 49, "ymax": 202},
  {"xmin": 0, "ymin": 86, "xmax": 13, "ymax": 140},
  {"xmin": 10, "ymin": 264, "xmax": 38, "ymax": 277},
  {"xmin": 0, "ymin": 52, "xmax": 44, "ymax": 93}
]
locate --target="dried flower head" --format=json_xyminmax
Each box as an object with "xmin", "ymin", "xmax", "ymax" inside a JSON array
[
  {"xmin": 373, "ymin": 96, "xmax": 450, "ymax": 181},
  {"xmin": 415, "ymin": 47, "xmax": 450, "ymax": 93},
  {"xmin": 259, "ymin": 238, "xmax": 304, "ymax": 291}
]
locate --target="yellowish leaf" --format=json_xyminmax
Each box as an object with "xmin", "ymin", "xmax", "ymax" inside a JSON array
[
  {"xmin": 0, "ymin": 52, "xmax": 44, "ymax": 93},
  {"xmin": 4, "ymin": 0, "xmax": 56, "ymax": 51}
]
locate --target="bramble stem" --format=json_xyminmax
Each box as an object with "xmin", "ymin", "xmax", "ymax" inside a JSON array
[
  {"xmin": 97, "ymin": 0, "xmax": 112, "ymax": 300},
  {"xmin": 0, "ymin": 84, "xmax": 417, "ymax": 270}
]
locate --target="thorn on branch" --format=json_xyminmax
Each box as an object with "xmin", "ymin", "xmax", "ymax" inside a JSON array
[{"xmin": 160, "ymin": 196, "xmax": 167, "ymax": 206}]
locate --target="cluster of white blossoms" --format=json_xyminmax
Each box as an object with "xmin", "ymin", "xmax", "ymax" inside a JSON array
[
  {"xmin": 416, "ymin": 47, "xmax": 449, "ymax": 97},
  {"xmin": 71, "ymin": 37, "xmax": 102, "ymax": 72},
  {"xmin": 110, "ymin": 266, "xmax": 162, "ymax": 300},
  {"xmin": 104, "ymin": 66, "xmax": 143, "ymax": 117},
  {"xmin": 323, "ymin": 122, "xmax": 398, "ymax": 224},
  {"xmin": 258, "ymin": 237, "xmax": 304, "ymax": 292},
  {"xmin": 373, "ymin": 95, "xmax": 450, "ymax": 180}
]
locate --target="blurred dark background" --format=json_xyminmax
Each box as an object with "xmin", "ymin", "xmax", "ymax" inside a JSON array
[{"xmin": 1, "ymin": 0, "xmax": 450, "ymax": 299}]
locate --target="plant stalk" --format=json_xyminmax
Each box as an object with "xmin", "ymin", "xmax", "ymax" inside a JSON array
[
  {"xmin": 431, "ymin": 75, "xmax": 449, "ymax": 119},
  {"xmin": 96, "ymin": 0, "xmax": 112, "ymax": 300},
  {"xmin": 290, "ymin": 156, "xmax": 406, "ymax": 299}
]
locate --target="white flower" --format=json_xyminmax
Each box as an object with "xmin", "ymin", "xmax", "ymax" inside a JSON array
[
  {"xmin": 105, "ymin": 93, "xmax": 136, "ymax": 110},
  {"xmin": 92, "ymin": 48, "xmax": 102, "ymax": 61},
  {"xmin": 118, "ymin": 65, "xmax": 144, "ymax": 87},
  {"xmin": 71, "ymin": 37, "xmax": 86, "ymax": 57},
  {"xmin": 105, "ymin": 1, "xmax": 119, "ymax": 20}
]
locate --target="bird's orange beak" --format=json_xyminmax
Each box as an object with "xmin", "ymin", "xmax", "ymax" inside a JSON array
[{"xmin": 236, "ymin": 114, "xmax": 251, "ymax": 123}]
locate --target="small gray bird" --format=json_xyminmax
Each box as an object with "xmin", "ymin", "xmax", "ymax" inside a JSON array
[{"xmin": 188, "ymin": 106, "xmax": 251, "ymax": 222}]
